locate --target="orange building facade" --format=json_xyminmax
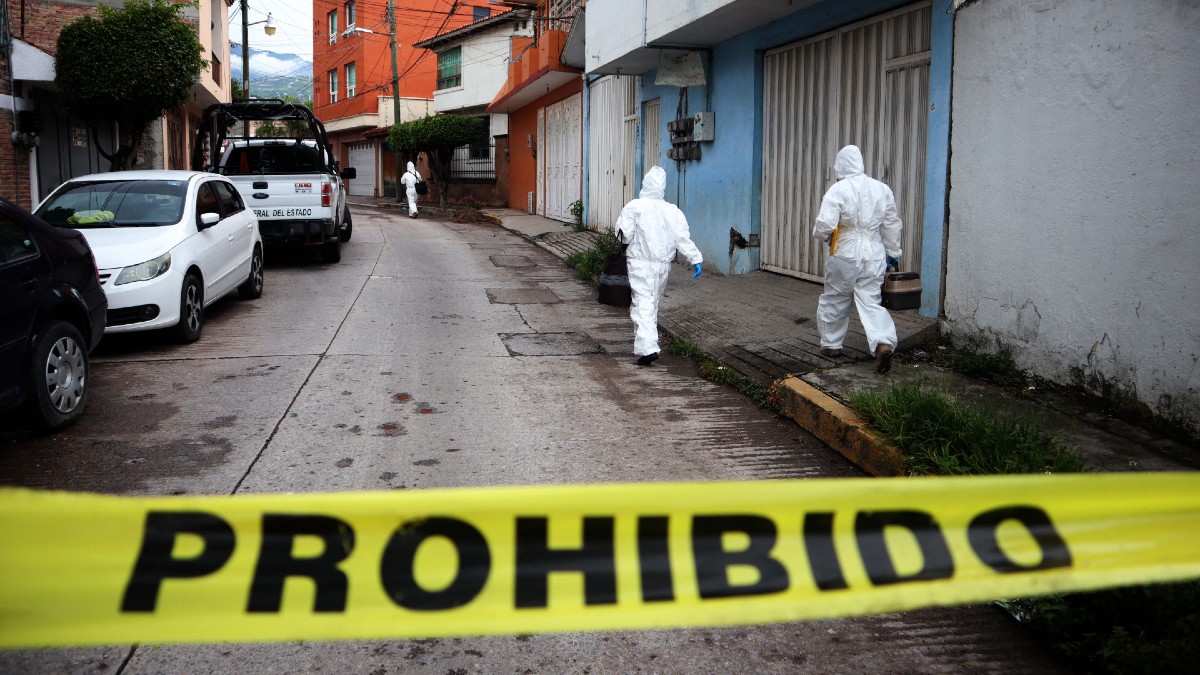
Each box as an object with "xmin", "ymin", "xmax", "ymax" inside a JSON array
[
  {"xmin": 312, "ymin": 0, "xmax": 481, "ymax": 197},
  {"xmin": 487, "ymin": 1, "xmax": 583, "ymax": 221}
]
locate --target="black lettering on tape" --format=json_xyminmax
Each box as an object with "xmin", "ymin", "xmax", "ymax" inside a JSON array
[
  {"xmin": 381, "ymin": 517, "xmax": 491, "ymax": 610},
  {"xmin": 804, "ymin": 512, "xmax": 849, "ymax": 591},
  {"xmin": 121, "ymin": 511, "xmax": 235, "ymax": 612},
  {"xmin": 968, "ymin": 506, "xmax": 1073, "ymax": 573},
  {"xmin": 247, "ymin": 515, "xmax": 355, "ymax": 613},
  {"xmin": 692, "ymin": 515, "xmax": 789, "ymax": 599},
  {"xmin": 856, "ymin": 510, "xmax": 954, "ymax": 586},
  {"xmin": 515, "ymin": 517, "xmax": 617, "ymax": 608},
  {"xmin": 637, "ymin": 516, "xmax": 674, "ymax": 602}
]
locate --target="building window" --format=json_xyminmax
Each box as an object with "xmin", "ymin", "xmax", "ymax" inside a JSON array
[
  {"xmin": 345, "ymin": 1, "xmax": 356, "ymax": 28},
  {"xmin": 329, "ymin": 69, "xmax": 339, "ymax": 104},
  {"xmin": 437, "ymin": 46, "xmax": 462, "ymax": 90},
  {"xmin": 346, "ymin": 62, "xmax": 356, "ymax": 98},
  {"xmin": 328, "ymin": 10, "xmax": 338, "ymax": 43},
  {"xmin": 473, "ymin": 6, "xmax": 490, "ymax": 21}
]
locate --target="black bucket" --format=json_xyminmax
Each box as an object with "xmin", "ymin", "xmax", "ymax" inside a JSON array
[{"xmin": 598, "ymin": 253, "xmax": 632, "ymax": 307}]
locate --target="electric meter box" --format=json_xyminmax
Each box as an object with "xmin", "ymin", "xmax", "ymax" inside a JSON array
[{"xmin": 692, "ymin": 112, "xmax": 715, "ymax": 142}]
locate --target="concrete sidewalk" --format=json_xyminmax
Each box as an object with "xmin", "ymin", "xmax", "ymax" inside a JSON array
[{"xmin": 353, "ymin": 199, "xmax": 1198, "ymax": 477}]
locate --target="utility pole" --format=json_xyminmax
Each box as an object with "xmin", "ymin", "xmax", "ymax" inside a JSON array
[
  {"xmin": 388, "ymin": 0, "xmax": 403, "ymax": 200},
  {"xmin": 241, "ymin": 0, "xmax": 250, "ymax": 137}
]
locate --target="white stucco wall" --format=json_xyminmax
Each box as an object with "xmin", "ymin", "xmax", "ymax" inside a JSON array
[
  {"xmin": 947, "ymin": 0, "xmax": 1200, "ymax": 428},
  {"xmin": 433, "ymin": 26, "xmax": 531, "ymax": 113}
]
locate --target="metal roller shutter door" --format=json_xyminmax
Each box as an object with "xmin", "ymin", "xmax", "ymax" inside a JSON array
[
  {"xmin": 761, "ymin": 2, "xmax": 931, "ymax": 281},
  {"xmin": 347, "ymin": 142, "xmax": 376, "ymax": 197}
]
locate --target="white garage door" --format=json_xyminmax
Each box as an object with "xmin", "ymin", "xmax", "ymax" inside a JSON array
[
  {"xmin": 540, "ymin": 92, "xmax": 582, "ymax": 222},
  {"xmin": 587, "ymin": 76, "xmax": 637, "ymax": 230},
  {"xmin": 761, "ymin": 1, "xmax": 931, "ymax": 281},
  {"xmin": 347, "ymin": 142, "xmax": 376, "ymax": 197}
]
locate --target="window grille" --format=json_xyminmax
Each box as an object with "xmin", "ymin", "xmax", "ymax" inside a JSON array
[
  {"xmin": 437, "ymin": 46, "xmax": 462, "ymax": 90},
  {"xmin": 450, "ymin": 143, "xmax": 496, "ymax": 180}
]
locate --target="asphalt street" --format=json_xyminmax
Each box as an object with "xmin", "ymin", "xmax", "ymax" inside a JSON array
[{"xmin": 0, "ymin": 207, "xmax": 1066, "ymax": 674}]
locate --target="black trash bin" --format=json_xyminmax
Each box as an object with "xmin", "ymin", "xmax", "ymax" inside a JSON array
[{"xmin": 597, "ymin": 252, "xmax": 632, "ymax": 307}]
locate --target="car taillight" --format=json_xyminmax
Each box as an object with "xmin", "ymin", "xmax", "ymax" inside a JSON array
[
  {"xmin": 321, "ymin": 181, "xmax": 332, "ymax": 207},
  {"xmin": 89, "ymin": 250, "xmax": 100, "ymax": 283}
]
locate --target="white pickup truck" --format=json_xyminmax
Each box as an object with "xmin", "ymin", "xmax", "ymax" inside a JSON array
[{"xmin": 193, "ymin": 101, "xmax": 356, "ymax": 263}]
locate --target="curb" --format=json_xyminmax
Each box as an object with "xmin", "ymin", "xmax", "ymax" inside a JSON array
[
  {"xmin": 349, "ymin": 200, "xmax": 505, "ymax": 227},
  {"xmin": 773, "ymin": 375, "xmax": 907, "ymax": 477}
]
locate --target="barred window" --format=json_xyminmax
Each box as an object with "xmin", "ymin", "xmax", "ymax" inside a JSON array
[{"xmin": 437, "ymin": 46, "xmax": 462, "ymax": 90}]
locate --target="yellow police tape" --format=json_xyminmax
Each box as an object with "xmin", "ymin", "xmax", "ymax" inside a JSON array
[{"xmin": 2, "ymin": 473, "xmax": 1199, "ymax": 648}]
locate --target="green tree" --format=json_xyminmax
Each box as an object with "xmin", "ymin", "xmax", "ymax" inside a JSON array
[
  {"xmin": 55, "ymin": 0, "xmax": 206, "ymax": 170},
  {"xmin": 231, "ymin": 78, "xmax": 245, "ymax": 102},
  {"xmin": 386, "ymin": 114, "xmax": 488, "ymax": 207}
]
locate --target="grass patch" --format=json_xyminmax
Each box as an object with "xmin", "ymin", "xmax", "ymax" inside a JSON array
[
  {"xmin": 563, "ymin": 229, "xmax": 623, "ymax": 281},
  {"xmin": 997, "ymin": 582, "xmax": 1200, "ymax": 675},
  {"xmin": 850, "ymin": 381, "xmax": 1194, "ymax": 673},
  {"xmin": 666, "ymin": 339, "xmax": 782, "ymax": 415},
  {"xmin": 849, "ymin": 382, "xmax": 1084, "ymax": 476}
]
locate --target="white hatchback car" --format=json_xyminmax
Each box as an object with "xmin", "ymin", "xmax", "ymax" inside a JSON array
[{"xmin": 35, "ymin": 171, "xmax": 264, "ymax": 343}]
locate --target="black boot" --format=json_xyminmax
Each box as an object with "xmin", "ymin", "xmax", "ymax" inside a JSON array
[{"xmin": 637, "ymin": 352, "xmax": 660, "ymax": 366}]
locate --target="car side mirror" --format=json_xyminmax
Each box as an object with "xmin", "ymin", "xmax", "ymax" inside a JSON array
[
  {"xmin": 198, "ymin": 212, "xmax": 220, "ymax": 229},
  {"xmin": 341, "ymin": 167, "xmax": 357, "ymax": 180}
]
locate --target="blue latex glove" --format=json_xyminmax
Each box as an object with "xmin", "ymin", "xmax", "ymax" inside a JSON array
[
  {"xmin": 692, "ymin": 263, "xmax": 703, "ymax": 279},
  {"xmin": 886, "ymin": 256, "xmax": 900, "ymax": 272}
]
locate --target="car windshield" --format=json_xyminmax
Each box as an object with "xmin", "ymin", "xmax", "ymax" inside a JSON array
[{"xmin": 36, "ymin": 179, "xmax": 188, "ymax": 228}]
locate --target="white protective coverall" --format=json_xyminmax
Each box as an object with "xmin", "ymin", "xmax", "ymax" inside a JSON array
[
  {"xmin": 615, "ymin": 166, "xmax": 703, "ymax": 357},
  {"xmin": 400, "ymin": 162, "xmax": 421, "ymax": 217},
  {"xmin": 812, "ymin": 145, "xmax": 903, "ymax": 355}
]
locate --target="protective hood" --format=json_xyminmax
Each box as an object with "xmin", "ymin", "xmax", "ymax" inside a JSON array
[
  {"xmin": 639, "ymin": 166, "xmax": 666, "ymax": 200},
  {"xmin": 834, "ymin": 145, "xmax": 865, "ymax": 179},
  {"xmin": 406, "ymin": 162, "xmax": 417, "ymax": 174}
]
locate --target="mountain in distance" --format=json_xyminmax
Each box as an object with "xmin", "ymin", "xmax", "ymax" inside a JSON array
[{"xmin": 230, "ymin": 44, "xmax": 312, "ymax": 102}]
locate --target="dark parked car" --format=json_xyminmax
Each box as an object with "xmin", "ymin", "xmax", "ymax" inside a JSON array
[{"xmin": 0, "ymin": 196, "xmax": 107, "ymax": 430}]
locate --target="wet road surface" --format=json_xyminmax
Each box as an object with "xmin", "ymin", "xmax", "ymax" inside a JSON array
[{"xmin": 0, "ymin": 208, "xmax": 1066, "ymax": 673}]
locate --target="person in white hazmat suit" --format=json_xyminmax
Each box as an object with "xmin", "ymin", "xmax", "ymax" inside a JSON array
[
  {"xmin": 616, "ymin": 165, "xmax": 703, "ymax": 366},
  {"xmin": 812, "ymin": 145, "xmax": 903, "ymax": 374},
  {"xmin": 400, "ymin": 161, "xmax": 421, "ymax": 218}
]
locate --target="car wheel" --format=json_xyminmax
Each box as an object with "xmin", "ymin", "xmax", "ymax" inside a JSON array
[
  {"xmin": 22, "ymin": 320, "xmax": 89, "ymax": 430},
  {"xmin": 321, "ymin": 235, "xmax": 342, "ymax": 264},
  {"xmin": 238, "ymin": 244, "xmax": 264, "ymax": 299},
  {"xmin": 340, "ymin": 208, "xmax": 353, "ymax": 242},
  {"xmin": 172, "ymin": 272, "xmax": 204, "ymax": 343}
]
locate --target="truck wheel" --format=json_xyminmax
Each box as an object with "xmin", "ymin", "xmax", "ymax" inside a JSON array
[
  {"xmin": 340, "ymin": 208, "xmax": 353, "ymax": 242},
  {"xmin": 238, "ymin": 245, "xmax": 264, "ymax": 299},
  {"xmin": 172, "ymin": 272, "xmax": 204, "ymax": 343},
  {"xmin": 22, "ymin": 320, "xmax": 89, "ymax": 430},
  {"xmin": 322, "ymin": 236, "xmax": 342, "ymax": 264}
]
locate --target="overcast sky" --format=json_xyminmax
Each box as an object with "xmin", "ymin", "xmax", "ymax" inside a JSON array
[{"xmin": 231, "ymin": 0, "xmax": 314, "ymax": 61}]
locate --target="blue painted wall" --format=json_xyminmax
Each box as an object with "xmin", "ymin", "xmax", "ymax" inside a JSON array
[{"xmin": 636, "ymin": 0, "xmax": 950, "ymax": 301}]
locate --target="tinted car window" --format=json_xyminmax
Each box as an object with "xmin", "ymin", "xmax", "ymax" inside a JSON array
[
  {"xmin": 196, "ymin": 182, "xmax": 221, "ymax": 224},
  {"xmin": 36, "ymin": 179, "xmax": 187, "ymax": 228},
  {"xmin": 0, "ymin": 215, "xmax": 38, "ymax": 264},
  {"xmin": 214, "ymin": 181, "xmax": 245, "ymax": 216}
]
